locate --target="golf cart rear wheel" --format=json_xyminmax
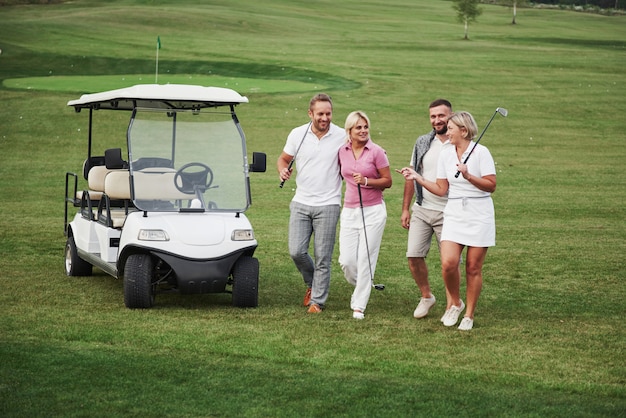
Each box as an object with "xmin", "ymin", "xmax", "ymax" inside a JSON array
[
  {"xmin": 124, "ymin": 254, "xmax": 155, "ymax": 309},
  {"xmin": 65, "ymin": 236, "xmax": 93, "ymax": 276},
  {"xmin": 232, "ymin": 256, "xmax": 259, "ymax": 308}
]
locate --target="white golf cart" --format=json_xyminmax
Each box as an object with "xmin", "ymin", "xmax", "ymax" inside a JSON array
[{"xmin": 64, "ymin": 84, "xmax": 266, "ymax": 309}]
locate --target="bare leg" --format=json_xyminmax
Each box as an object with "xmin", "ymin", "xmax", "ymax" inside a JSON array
[
  {"xmin": 445, "ymin": 264, "xmax": 462, "ymax": 309},
  {"xmin": 408, "ymin": 257, "xmax": 455, "ymax": 303},
  {"xmin": 440, "ymin": 240, "xmax": 464, "ymax": 308},
  {"xmin": 464, "ymin": 246, "xmax": 488, "ymax": 319},
  {"xmin": 408, "ymin": 257, "xmax": 432, "ymax": 298}
]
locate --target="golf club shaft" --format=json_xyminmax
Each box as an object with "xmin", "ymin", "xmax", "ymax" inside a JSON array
[
  {"xmin": 454, "ymin": 109, "xmax": 498, "ymax": 178},
  {"xmin": 279, "ymin": 121, "xmax": 312, "ymax": 188},
  {"xmin": 357, "ymin": 184, "xmax": 384, "ymax": 290}
]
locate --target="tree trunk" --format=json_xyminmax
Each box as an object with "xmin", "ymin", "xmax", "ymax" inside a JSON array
[
  {"xmin": 464, "ymin": 19, "xmax": 469, "ymax": 40},
  {"xmin": 512, "ymin": 1, "xmax": 517, "ymax": 25}
]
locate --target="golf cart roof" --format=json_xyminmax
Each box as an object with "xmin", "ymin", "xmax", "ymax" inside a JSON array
[{"xmin": 67, "ymin": 84, "xmax": 249, "ymax": 111}]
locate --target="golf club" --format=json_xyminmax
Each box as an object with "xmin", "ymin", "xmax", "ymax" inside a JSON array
[
  {"xmin": 279, "ymin": 121, "xmax": 312, "ymax": 188},
  {"xmin": 357, "ymin": 184, "xmax": 385, "ymax": 291},
  {"xmin": 455, "ymin": 107, "xmax": 508, "ymax": 178}
]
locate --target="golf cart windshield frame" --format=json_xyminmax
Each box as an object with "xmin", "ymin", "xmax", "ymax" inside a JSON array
[
  {"xmin": 68, "ymin": 84, "xmax": 250, "ymax": 175},
  {"xmin": 127, "ymin": 106, "xmax": 251, "ymax": 213}
]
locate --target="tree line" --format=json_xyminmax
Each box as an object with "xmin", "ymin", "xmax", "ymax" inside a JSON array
[
  {"xmin": 532, "ymin": 0, "xmax": 619, "ymax": 8},
  {"xmin": 483, "ymin": 0, "xmax": 622, "ymax": 10},
  {"xmin": 454, "ymin": 0, "xmax": 622, "ymax": 40}
]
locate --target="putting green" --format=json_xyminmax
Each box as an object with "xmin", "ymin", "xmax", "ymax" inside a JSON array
[{"xmin": 3, "ymin": 74, "xmax": 325, "ymax": 94}]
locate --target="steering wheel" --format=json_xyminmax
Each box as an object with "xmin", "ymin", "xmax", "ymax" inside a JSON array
[{"xmin": 173, "ymin": 162, "xmax": 214, "ymax": 194}]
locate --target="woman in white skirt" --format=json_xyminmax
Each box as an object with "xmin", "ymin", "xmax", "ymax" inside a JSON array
[
  {"xmin": 338, "ymin": 111, "xmax": 392, "ymax": 319},
  {"xmin": 398, "ymin": 111, "xmax": 496, "ymax": 331}
]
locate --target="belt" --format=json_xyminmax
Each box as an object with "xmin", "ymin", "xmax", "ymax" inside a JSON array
[{"xmin": 448, "ymin": 195, "xmax": 490, "ymax": 208}]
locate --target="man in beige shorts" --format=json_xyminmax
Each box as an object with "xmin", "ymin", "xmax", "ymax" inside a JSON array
[{"xmin": 400, "ymin": 99, "xmax": 454, "ymax": 319}]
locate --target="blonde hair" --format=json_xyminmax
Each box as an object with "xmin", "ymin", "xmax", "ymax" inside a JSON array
[
  {"xmin": 448, "ymin": 111, "xmax": 478, "ymax": 140},
  {"xmin": 344, "ymin": 110, "xmax": 371, "ymax": 142}
]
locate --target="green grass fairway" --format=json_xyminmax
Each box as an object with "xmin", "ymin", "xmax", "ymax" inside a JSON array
[
  {"xmin": 3, "ymin": 74, "xmax": 326, "ymax": 94},
  {"xmin": 0, "ymin": 1, "xmax": 625, "ymax": 417}
]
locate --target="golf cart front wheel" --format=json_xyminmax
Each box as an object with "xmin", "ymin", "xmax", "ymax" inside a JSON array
[
  {"xmin": 124, "ymin": 254, "xmax": 156, "ymax": 309},
  {"xmin": 232, "ymin": 256, "xmax": 259, "ymax": 308},
  {"xmin": 65, "ymin": 236, "xmax": 92, "ymax": 276}
]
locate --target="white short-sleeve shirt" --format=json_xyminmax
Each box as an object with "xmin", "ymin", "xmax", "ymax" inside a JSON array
[
  {"xmin": 419, "ymin": 138, "xmax": 451, "ymax": 211},
  {"xmin": 283, "ymin": 122, "xmax": 345, "ymax": 206},
  {"xmin": 437, "ymin": 142, "xmax": 496, "ymax": 198}
]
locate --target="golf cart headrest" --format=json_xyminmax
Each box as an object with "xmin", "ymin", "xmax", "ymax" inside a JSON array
[
  {"xmin": 83, "ymin": 155, "xmax": 105, "ymax": 180},
  {"xmin": 104, "ymin": 148, "xmax": 128, "ymax": 169}
]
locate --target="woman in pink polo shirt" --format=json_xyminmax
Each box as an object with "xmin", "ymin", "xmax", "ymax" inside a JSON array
[{"xmin": 338, "ymin": 111, "xmax": 392, "ymax": 319}]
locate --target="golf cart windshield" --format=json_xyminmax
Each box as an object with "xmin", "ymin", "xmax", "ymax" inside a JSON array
[{"xmin": 128, "ymin": 107, "xmax": 249, "ymax": 212}]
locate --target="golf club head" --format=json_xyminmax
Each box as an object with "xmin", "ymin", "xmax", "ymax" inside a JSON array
[
  {"xmin": 373, "ymin": 284, "xmax": 385, "ymax": 291},
  {"xmin": 496, "ymin": 107, "xmax": 508, "ymax": 117}
]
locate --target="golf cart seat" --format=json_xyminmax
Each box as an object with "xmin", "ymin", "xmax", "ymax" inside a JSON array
[
  {"xmin": 82, "ymin": 155, "xmax": 105, "ymax": 180},
  {"xmin": 133, "ymin": 168, "xmax": 191, "ymax": 201},
  {"xmin": 75, "ymin": 149, "xmax": 118, "ymax": 205},
  {"xmin": 103, "ymin": 148, "xmax": 131, "ymax": 207},
  {"xmin": 98, "ymin": 170, "xmax": 132, "ymax": 228},
  {"xmin": 87, "ymin": 165, "xmax": 110, "ymax": 199},
  {"xmin": 76, "ymin": 148, "xmax": 127, "ymax": 206},
  {"xmin": 97, "ymin": 149, "xmax": 132, "ymax": 228},
  {"xmin": 76, "ymin": 165, "xmax": 113, "ymax": 221}
]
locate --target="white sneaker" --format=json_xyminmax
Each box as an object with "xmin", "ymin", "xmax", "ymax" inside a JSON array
[
  {"xmin": 413, "ymin": 296, "xmax": 436, "ymax": 318},
  {"xmin": 353, "ymin": 311, "xmax": 365, "ymax": 320},
  {"xmin": 442, "ymin": 300, "xmax": 465, "ymax": 327},
  {"xmin": 458, "ymin": 317, "xmax": 473, "ymax": 331},
  {"xmin": 441, "ymin": 299, "xmax": 464, "ymax": 323},
  {"xmin": 440, "ymin": 309, "xmax": 449, "ymax": 323}
]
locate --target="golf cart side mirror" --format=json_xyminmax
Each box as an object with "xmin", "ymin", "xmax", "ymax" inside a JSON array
[{"xmin": 249, "ymin": 152, "xmax": 266, "ymax": 173}]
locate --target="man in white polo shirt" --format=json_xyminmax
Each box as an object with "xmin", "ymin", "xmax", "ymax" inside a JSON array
[{"xmin": 278, "ymin": 93, "xmax": 345, "ymax": 313}]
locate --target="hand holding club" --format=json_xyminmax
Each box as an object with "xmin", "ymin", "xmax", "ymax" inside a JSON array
[
  {"xmin": 353, "ymin": 172, "xmax": 366, "ymax": 186},
  {"xmin": 454, "ymin": 107, "xmax": 508, "ymax": 178},
  {"xmin": 279, "ymin": 121, "xmax": 312, "ymax": 188},
  {"xmin": 279, "ymin": 167, "xmax": 292, "ymax": 184},
  {"xmin": 456, "ymin": 162, "xmax": 469, "ymax": 179}
]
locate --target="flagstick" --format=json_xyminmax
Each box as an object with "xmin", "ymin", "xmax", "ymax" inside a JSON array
[{"xmin": 155, "ymin": 41, "xmax": 159, "ymax": 84}]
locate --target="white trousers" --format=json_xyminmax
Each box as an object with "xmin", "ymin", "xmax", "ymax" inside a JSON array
[{"xmin": 338, "ymin": 202, "xmax": 387, "ymax": 312}]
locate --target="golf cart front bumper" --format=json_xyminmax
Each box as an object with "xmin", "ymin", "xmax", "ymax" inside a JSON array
[{"xmin": 153, "ymin": 246, "xmax": 257, "ymax": 294}]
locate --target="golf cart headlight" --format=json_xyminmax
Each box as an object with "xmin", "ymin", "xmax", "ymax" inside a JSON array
[
  {"xmin": 138, "ymin": 229, "xmax": 169, "ymax": 241},
  {"xmin": 232, "ymin": 229, "xmax": 254, "ymax": 241}
]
